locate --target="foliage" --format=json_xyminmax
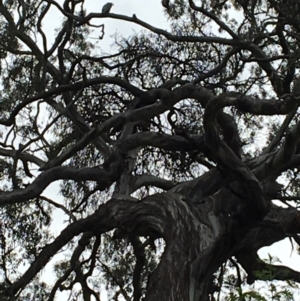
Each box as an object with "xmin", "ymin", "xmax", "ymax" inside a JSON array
[{"xmin": 1, "ymin": 0, "xmax": 300, "ymax": 300}]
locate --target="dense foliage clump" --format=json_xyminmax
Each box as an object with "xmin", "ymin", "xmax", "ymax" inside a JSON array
[{"xmin": 0, "ymin": 0, "xmax": 300, "ymax": 300}]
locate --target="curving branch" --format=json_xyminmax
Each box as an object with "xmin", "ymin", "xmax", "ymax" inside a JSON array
[
  {"xmin": 237, "ymin": 251, "xmax": 300, "ymax": 284},
  {"xmin": 0, "ymin": 147, "xmax": 45, "ymax": 168},
  {"xmin": 254, "ymin": 121, "xmax": 300, "ymax": 180},
  {"xmin": 132, "ymin": 174, "xmax": 177, "ymax": 191},
  {"xmin": 0, "ymin": 160, "xmax": 122, "ymax": 206},
  {"xmin": 262, "ymin": 106, "xmax": 298, "ymax": 155},
  {"xmin": 120, "ymin": 132, "xmax": 205, "ymax": 153},
  {"xmin": 0, "ymin": 76, "xmax": 147, "ymax": 126},
  {"xmin": 188, "ymin": 0, "xmax": 239, "ymax": 39},
  {"xmin": 9, "ymin": 195, "xmax": 168, "ymax": 296},
  {"xmin": 203, "ymin": 92, "xmax": 270, "ymax": 224},
  {"xmin": 39, "ymin": 195, "xmax": 77, "ymax": 222}
]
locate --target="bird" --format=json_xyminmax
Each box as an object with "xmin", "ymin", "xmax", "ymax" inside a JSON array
[
  {"xmin": 161, "ymin": 0, "xmax": 169, "ymax": 9},
  {"xmin": 102, "ymin": 2, "xmax": 113, "ymax": 14}
]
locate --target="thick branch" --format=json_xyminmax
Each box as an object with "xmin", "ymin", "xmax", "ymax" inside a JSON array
[
  {"xmin": 9, "ymin": 195, "xmax": 169, "ymax": 295},
  {"xmin": 132, "ymin": 174, "xmax": 177, "ymax": 191},
  {"xmin": 0, "ymin": 148, "xmax": 45, "ymax": 168},
  {"xmin": 0, "ymin": 163, "xmax": 120, "ymax": 206}
]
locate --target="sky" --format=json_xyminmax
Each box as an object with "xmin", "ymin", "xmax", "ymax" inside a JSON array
[{"xmin": 10, "ymin": 0, "xmax": 300, "ymax": 299}]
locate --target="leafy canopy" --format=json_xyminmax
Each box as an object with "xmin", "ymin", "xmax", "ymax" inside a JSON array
[{"xmin": 0, "ymin": 0, "xmax": 300, "ymax": 300}]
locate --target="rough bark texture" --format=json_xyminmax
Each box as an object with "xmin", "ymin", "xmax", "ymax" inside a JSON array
[{"xmin": 1, "ymin": 0, "xmax": 300, "ymax": 300}]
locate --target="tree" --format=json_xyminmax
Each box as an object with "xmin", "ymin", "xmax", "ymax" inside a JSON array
[{"xmin": 0, "ymin": 0, "xmax": 300, "ymax": 300}]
